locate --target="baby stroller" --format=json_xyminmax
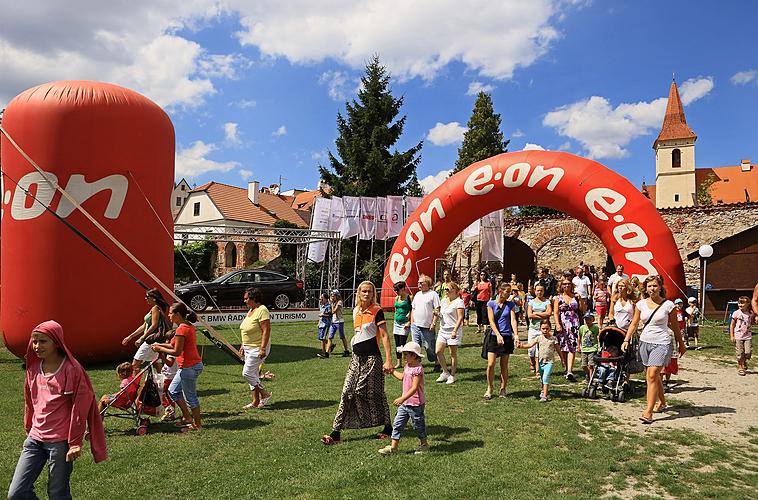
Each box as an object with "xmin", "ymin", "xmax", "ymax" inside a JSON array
[
  {"xmin": 100, "ymin": 360, "xmax": 164, "ymax": 436},
  {"xmin": 581, "ymin": 326, "xmax": 642, "ymax": 403}
]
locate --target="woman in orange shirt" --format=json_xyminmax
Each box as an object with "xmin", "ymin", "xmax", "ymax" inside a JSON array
[{"xmin": 152, "ymin": 302, "xmax": 203, "ymax": 432}]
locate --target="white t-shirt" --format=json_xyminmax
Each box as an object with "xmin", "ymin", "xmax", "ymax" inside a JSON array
[
  {"xmin": 637, "ymin": 299, "xmax": 675, "ymax": 345},
  {"xmin": 686, "ymin": 305, "xmax": 700, "ymax": 326},
  {"xmin": 439, "ymin": 297, "xmax": 464, "ymax": 335},
  {"xmin": 572, "ymin": 275, "xmax": 592, "ymax": 298},
  {"xmin": 411, "ymin": 289, "xmax": 441, "ymax": 328},
  {"xmin": 607, "ymin": 273, "xmax": 629, "ymax": 295},
  {"xmin": 613, "ymin": 299, "xmax": 634, "ymax": 330}
]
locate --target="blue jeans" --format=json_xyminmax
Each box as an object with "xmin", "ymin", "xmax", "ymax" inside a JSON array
[
  {"xmin": 8, "ymin": 437, "xmax": 72, "ymax": 500},
  {"xmin": 391, "ymin": 404, "xmax": 426, "ymax": 441},
  {"xmin": 410, "ymin": 325, "xmax": 437, "ymax": 363},
  {"xmin": 169, "ymin": 362, "xmax": 203, "ymax": 409}
]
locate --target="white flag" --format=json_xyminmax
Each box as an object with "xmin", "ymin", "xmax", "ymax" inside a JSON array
[
  {"xmin": 480, "ymin": 210, "xmax": 504, "ymax": 262},
  {"xmin": 328, "ymin": 196, "xmax": 343, "ymax": 232},
  {"xmin": 359, "ymin": 196, "xmax": 377, "ymax": 240},
  {"xmin": 405, "ymin": 196, "xmax": 424, "ymax": 222},
  {"xmin": 386, "ymin": 195, "xmax": 403, "ymax": 238},
  {"xmin": 307, "ymin": 197, "xmax": 331, "ymax": 263},
  {"xmin": 375, "ymin": 197, "xmax": 388, "ymax": 240},
  {"xmin": 463, "ymin": 219, "xmax": 480, "ymax": 239},
  {"xmin": 340, "ymin": 196, "xmax": 361, "ymax": 239}
]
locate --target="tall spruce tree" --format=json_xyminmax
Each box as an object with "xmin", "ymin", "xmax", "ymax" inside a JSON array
[
  {"xmin": 405, "ymin": 172, "xmax": 424, "ymax": 196},
  {"xmin": 319, "ymin": 56, "xmax": 423, "ymax": 197},
  {"xmin": 452, "ymin": 92, "xmax": 509, "ymax": 174}
]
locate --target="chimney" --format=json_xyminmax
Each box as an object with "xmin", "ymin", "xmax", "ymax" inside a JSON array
[
  {"xmin": 741, "ymin": 159, "xmax": 751, "ymax": 172},
  {"xmin": 248, "ymin": 181, "xmax": 260, "ymax": 205}
]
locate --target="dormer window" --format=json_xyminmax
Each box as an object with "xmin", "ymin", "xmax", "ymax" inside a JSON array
[{"xmin": 672, "ymin": 149, "xmax": 681, "ymax": 168}]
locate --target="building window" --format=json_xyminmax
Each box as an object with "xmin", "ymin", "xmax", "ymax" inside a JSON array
[
  {"xmin": 674, "ymin": 194, "xmax": 680, "ymax": 202},
  {"xmin": 193, "ymin": 202, "xmax": 200, "ymax": 216},
  {"xmin": 672, "ymin": 148, "xmax": 681, "ymax": 168},
  {"xmin": 181, "ymin": 184, "xmax": 186, "ymax": 191},
  {"xmin": 176, "ymin": 197, "xmax": 182, "ymax": 207}
]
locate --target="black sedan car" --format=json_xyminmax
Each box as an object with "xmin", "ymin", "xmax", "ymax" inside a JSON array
[{"xmin": 175, "ymin": 269, "xmax": 305, "ymax": 311}]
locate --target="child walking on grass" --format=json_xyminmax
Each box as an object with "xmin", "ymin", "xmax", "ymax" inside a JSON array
[
  {"xmin": 316, "ymin": 293, "xmax": 332, "ymax": 358},
  {"xmin": 518, "ymin": 319, "xmax": 558, "ymax": 402},
  {"xmin": 379, "ymin": 342, "xmax": 429, "ymax": 455},
  {"xmin": 577, "ymin": 312, "xmax": 599, "ymax": 383},
  {"xmin": 98, "ymin": 362, "xmax": 135, "ymax": 413},
  {"xmin": 8, "ymin": 321, "xmax": 107, "ymax": 499},
  {"xmin": 730, "ymin": 296, "xmax": 754, "ymax": 376}
]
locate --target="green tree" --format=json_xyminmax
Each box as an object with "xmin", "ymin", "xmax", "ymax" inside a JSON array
[
  {"xmin": 319, "ymin": 55, "xmax": 423, "ymax": 197},
  {"xmin": 405, "ymin": 171, "xmax": 424, "ymax": 196},
  {"xmin": 452, "ymin": 92, "xmax": 509, "ymax": 174},
  {"xmin": 516, "ymin": 205, "xmax": 560, "ymax": 217},
  {"xmin": 174, "ymin": 239, "xmax": 217, "ymax": 284},
  {"xmin": 697, "ymin": 172, "xmax": 717, "ymax": 206}
]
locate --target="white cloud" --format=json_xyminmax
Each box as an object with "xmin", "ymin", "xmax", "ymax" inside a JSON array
[
  {"xmin": 0, "ymin": 3, "xmax": 241, "ymax": 108},
  {"xmin": 522, "ymin": 143, "xmax": 545, "ymax": 151},
  {"xmin": 731, "ymin": 70, "xmax": 757, "ymax": 86},
  {"xmin": 543, "ymin": 77, "xmax": 714, "ymax": 159},
  {"xmin": 235, "ymin": 1, "xmax": 565, "ymax": 81},
  {"xmin": 427, "ymin": 122, "xmax": 467, "ymax": 146},
  {"xmin": 511, "ymin": 128, "xmax": 525, "ymax": 138},
  {"xmin": 223, "ymin": 122, "xmax": 240, "ymax": 145},
  {"xmin": 419, "ymin": 169, "xmax": 452, "ymax": 195},
  {"xmin": 272, "ymin": 125, "xmax": 287, "ymax": 137},
  {"xmin": 311, "ymin": 151, "xmax": 326, "ymax": 161},
  {"xmin": 319, "ymin": 70, "xmax": 353, "ymax": 101},
  {"xmin": 239, "ymin": 169, "xmax": 254, "ymax": 180},
  {"xmin": 467, "ymin": 81, "xmax": 495, "ymax": 95},
  {"xmin": 235, "ymin": 99, "xmax": 257, "ymax": 108},
  {"xmin": 175, "ymin": 140, "xmax": 239, "ymax": 179}
]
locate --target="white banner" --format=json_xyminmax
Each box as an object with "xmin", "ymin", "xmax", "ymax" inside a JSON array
[
  {"xmin": 359, "ymin": 196, "xmax": 377, "ymax": 240},
  {"xmin": 307, "ymin": 197, "xmax": 331, "ymax": 263},
  {"xmin": 386, "ymin": 195, "xmax": 403, "ymax": 238},
  {"xmin": 197, "ymin": 309, "xmax": 319, "ymax": 325},
  {"xmin": 463, "ymin": 219, "xmax": 480, "ymax": 239},
  {"xmin": 405, "ymin": 196, "xmax": 423, "ymax": 222},
  {"xmin": 480, "ymin": 210, "xmax": 504, "ymax": 262},
  {"xmin": 340, "ymin": 196, "xmax": 361, "ymax": 239},
  {"xmin": 328, "ymin": 196, "xmax": 343, "ymax": 233},
  {"xmin": 375, "ymin": 197, "xmax": 388, "ymax": 240}
]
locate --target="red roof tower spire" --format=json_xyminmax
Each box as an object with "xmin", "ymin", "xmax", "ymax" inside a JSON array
[{"xmin": 653, "ymin": 79, "xmax": 697, "ymax": 149}]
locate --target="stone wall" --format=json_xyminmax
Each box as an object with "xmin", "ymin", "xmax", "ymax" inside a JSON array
[{"xmin": 449, "ymin": 202, "xmax": 758, "ymax": 287}]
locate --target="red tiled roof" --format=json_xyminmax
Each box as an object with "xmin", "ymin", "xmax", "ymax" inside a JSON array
[
  {"xmin": 292, "ymin": 189, "xmax": 321, "ymax": 210},
  {"xmin": 189, "ymin": 182, "xmax": 308, "ymax": 226},
  {"xmin": 653, "ymin": 80, "xmax": 697, "ymax": 148},
  {"xmin": 696, "ymin": 164, "xmax": 758, "ymax": 204},
  {"xmin": 641, "ymin": 183, "xmax": 656, "ymax": 204}
]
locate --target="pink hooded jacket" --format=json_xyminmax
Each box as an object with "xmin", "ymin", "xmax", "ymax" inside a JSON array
[{"xmin": 24, "ymin": 320, "xmax": 108, "ymax": 463}]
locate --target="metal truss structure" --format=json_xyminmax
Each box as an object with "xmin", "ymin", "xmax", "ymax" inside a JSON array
[{"xmin": 173, "ymin": 224, "xmax": 341, "ymax": 291}]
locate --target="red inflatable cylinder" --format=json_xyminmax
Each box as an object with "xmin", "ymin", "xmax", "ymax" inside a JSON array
[{"xmin": 1, "ymin": 81, "xmax": 175, "ymax": 363}]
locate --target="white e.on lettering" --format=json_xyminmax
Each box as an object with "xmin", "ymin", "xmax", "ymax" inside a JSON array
[
  {"xmin": 463, "ymin": 164, "xmax": 494, "ymax": 196},
  {"xmin": 585, "ymin": 188, "xmax": 626, "ymax": 221}
]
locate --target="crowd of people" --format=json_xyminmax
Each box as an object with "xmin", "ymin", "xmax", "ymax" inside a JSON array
[{"xmin": 9, "ymin": 269, "xmax": 757, "ymax": 496}]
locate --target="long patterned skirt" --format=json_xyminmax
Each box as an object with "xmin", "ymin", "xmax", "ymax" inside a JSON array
[{"xmin": 332, "ymin": 355, "xmax": 391, "ymax": 431}]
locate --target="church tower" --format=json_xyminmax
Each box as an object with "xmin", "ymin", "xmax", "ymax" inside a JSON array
[{"xmin": 653, "ymin": 79, "xmax": 697, "ymax": 208}]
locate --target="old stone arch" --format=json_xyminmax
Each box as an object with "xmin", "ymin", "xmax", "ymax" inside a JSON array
[
  {"xmin": 224, "ymin": 241, "xmax": 238, "ymax": 268},
  {"xmin": 242, "ymin": 241, "xmax": 259, "ymax": 266},
  {"xmin": 528, "ymin": 220, "xmax": 611, "ymax": 276}
]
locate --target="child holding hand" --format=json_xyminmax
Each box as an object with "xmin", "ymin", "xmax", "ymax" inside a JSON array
[
  {"xmin": 518, "ymin": 319, "xmax": 559, "ymax": 402},
  {"xmin": 379, "ymin": 342, "xmax": 429, "ymax": 455}
]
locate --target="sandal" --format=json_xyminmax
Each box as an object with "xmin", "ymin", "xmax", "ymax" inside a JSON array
[
  {"xmin": 174, "ymin": 419, "xmax": 193, "ymax": 428},
  {"xmin": 180, "ymin": 424, "xmax": 201, "ymax": 433},
  {"xmin": 243, "ymin": 402, "xmax": 258, "ymax": 409},
  {"xmin": 639, "ymin": 415, "xmax": 653, "ymax": 425},
  {"xmin": 321, "ymin": 435, "xmax": 340, "ymax": 445},
  {"xmin": 374, "ymin": 432, "xmax": 390, "ymax": 440},
  {"xmin": 739, "ymin": 369, "xmax": 746, "ymax": 376},
  {"xmin": 654, "ymin": 404, "xmax": 670, "ymax": 413}
]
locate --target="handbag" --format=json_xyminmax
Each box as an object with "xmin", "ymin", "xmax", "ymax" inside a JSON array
[
  {"xmin": 144, "ymin": 310, "xmax": 172, "ymax": 345},
  {"xmin": 138, "ymin": 372, "xmax": 162, "ymax": 408},
  {"xmin": 480, "ymin": 302, "xmax": 507, "ymax": 359}
]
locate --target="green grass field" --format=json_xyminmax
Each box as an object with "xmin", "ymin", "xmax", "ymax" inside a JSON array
[{"xmin": 1, "ymin": 321, "xmax": 756, "ymax": 499}]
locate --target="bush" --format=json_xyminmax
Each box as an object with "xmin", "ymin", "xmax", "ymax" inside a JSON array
[{"xmin": 174, "ymin": 239, "xmax": 216, "ymax": 284}]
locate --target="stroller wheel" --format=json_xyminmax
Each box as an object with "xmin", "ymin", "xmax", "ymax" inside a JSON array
[
  {"xmin": 618, "ymin": 389, "xmax": 627, "ymax": 403},
  {"xmin": 588, "ymin": 386, "xmax": 598, "ymax": 399},
  {"xmin": 139, "ymin": 418, "xmax": 150, "ymax": 427},
  {"xmin": 582, "ymin": 388, "xmax": 589, "ymax": 398},
  {"xmin": 136, "ymin": 425, "xmax": 148, "ymax": 436},
  {"xmin": 611, "ymin": 393, "xmax": 618, "ymax": 402}
]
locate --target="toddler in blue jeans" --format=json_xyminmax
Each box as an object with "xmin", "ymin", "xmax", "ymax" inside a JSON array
[{"xmin": 379, "ymin": 341, "xmax": 429, "ymax": 455}]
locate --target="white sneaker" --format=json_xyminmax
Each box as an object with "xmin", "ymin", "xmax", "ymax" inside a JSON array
[
  {"xmin": 378, "ymin": 445, "xmax": 396, "ymax": 455},
  {"xmin": 414, "ymin": 444, "xmax": 429, "ymax": 455},
  {"xmin": 445, "ymin": 375, "xmax": 456, "ymax": 385},
  {"xmin": 435, "ymin": 373, "xmax": 449, "ymax": 383}
]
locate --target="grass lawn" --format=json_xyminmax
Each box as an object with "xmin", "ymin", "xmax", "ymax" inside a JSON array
[{"xmin": 1, "ymin": 320, "xmax": 756, "ymax": 499}]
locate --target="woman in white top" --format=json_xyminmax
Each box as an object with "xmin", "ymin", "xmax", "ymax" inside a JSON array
[
  {"xmin": 609, "ymin": 279, "xmax": 635, "ymax": 331},
  {"xmin": 622, "ymin": 275, "xmax": 686, "ymax": 424},
  {"xmin": 435, "ymin": 282, "xmax": 465, "ymax": 385}
]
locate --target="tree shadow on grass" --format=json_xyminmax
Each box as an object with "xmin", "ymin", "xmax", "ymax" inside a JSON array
[
  {"xmin": 203, "ymin": 410, "xmax": 242, "ymax": 419},
  {"xmin": 656, "ymin": 405, "xmax": 736, "ymax": 421},
  {"xmin": 198, "ymin": 388, "xmax": 230, "ymax": 397},
  {"xmin": 267, "ymin": 399, "xmax": 337, "ymax": 411},
  {"xmin": 431, "ymin": 439, "xmax": 484, "ymax": 454},
  {"xmin": 205, "ymin": 417, "xmax": 270, "ymax": 431},
  {"xmin": 506, "ymin": 389, "xmax": 583, "ymax": 401}
]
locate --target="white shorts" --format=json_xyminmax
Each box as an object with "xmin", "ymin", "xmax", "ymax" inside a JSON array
[
  {"xmin": 437, "ymin": 329, "xmax": 463, "ymax": 346},
  {"xmin": 242, "ymin": 345, "xmax": 271, "ymax": 390},
  {"xmin": 393, "ymin": 321, "xmax": 409, "ymax": 337},
  {"xmin": 134, "ymin": 342, "xmax": 159, "ymax": 363},
  {"xmin": 527, "ymin": 328, "xmax": 541, "ymax": 358}
]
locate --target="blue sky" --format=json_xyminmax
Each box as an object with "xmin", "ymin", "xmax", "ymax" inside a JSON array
[{"xmin": 1, "ymin": 0, "xmax": 756, "ymax": 194}]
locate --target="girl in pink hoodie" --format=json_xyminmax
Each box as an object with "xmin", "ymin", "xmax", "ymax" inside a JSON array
[{"xmin": 8, "ymin": 320, "xmax": 107, "ymax": 500}]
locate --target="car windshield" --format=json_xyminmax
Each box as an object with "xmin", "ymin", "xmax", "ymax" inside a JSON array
[{"xmin": 211, "ymin": 271, "xmax": 238, "ymax": 283}]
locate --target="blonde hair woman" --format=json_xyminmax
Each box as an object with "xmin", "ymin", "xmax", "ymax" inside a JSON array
[
  {"xmin": 609, "ymin": 279, "xmax": 635, "ymax": 331},
  {"xmin": 622, "ymin": 275, "xmax": 686, "ymax": 424},
  {"xmin": 435, "ymin": 282, "xmax": 465, "ymax": 385},
  {"xmin": 321, "ymin": 281, "xmax": 393, "ymax": 445}
]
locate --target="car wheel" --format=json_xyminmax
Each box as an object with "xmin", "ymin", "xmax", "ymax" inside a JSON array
[
  {"xmin": 188, "ymin": 293, "xmax": 208, "ymax": 312},
  {"xmin": 274, "ymin": 293, "xmax": 291, "ymax": 310}
]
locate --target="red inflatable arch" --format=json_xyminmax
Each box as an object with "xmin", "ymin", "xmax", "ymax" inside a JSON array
[
  {"xmin": 381, "ymin": 151, "xmax": 685, "ymax": 307},
  {"xmin": 1, "ymin": 81, "xmax": 174, "ymax": 363}
]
